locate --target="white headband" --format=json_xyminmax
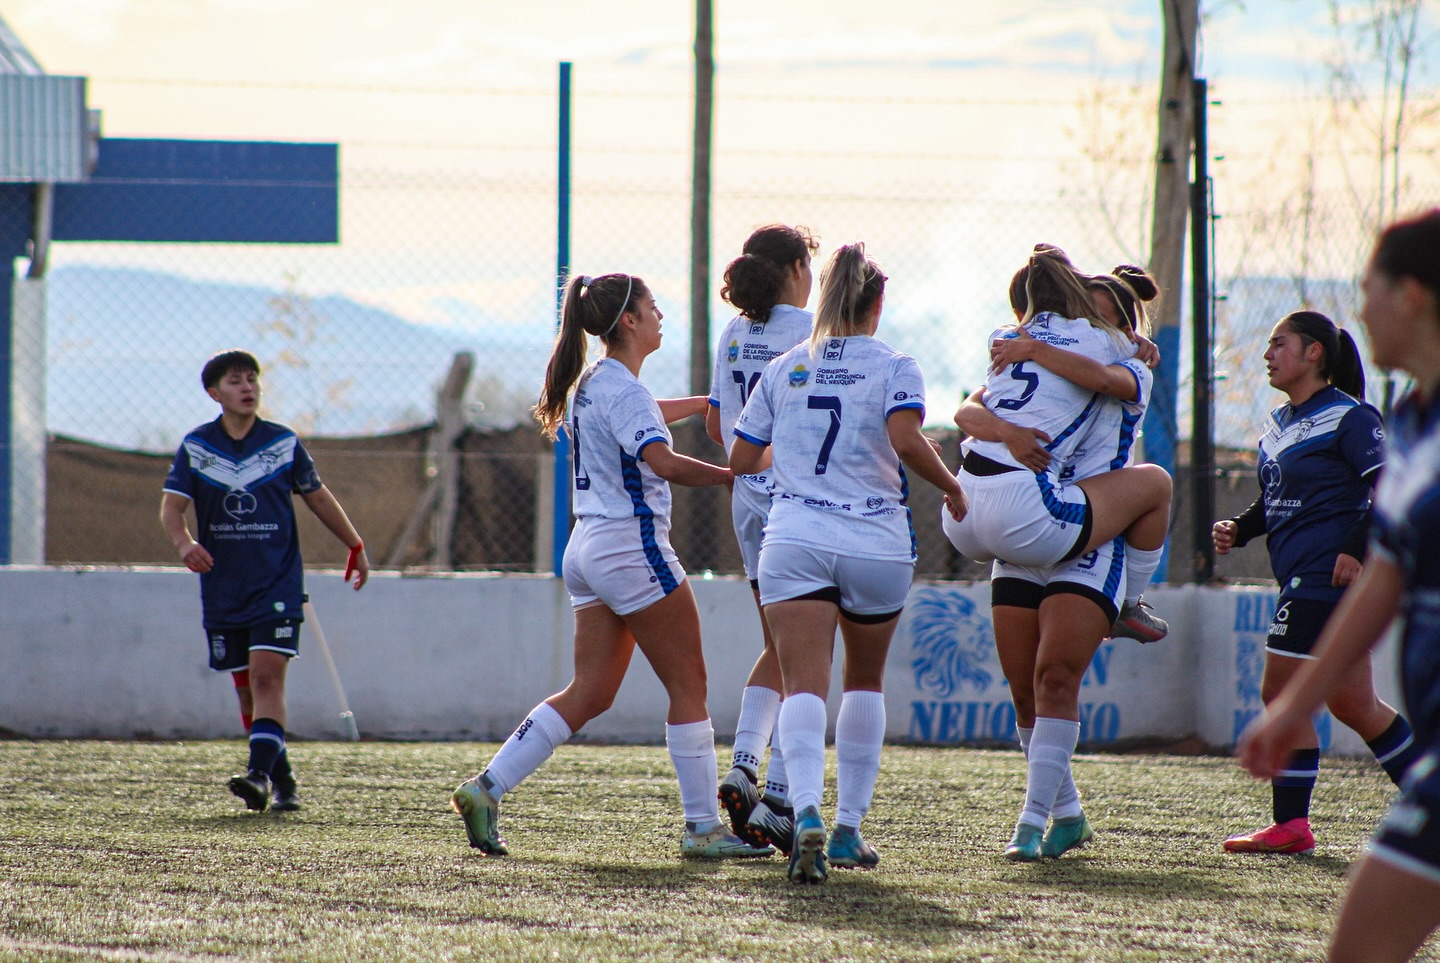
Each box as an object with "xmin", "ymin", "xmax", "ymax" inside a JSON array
[{"xmin": 602, "ymin": 275, "xmax": 633, "ymax": 336}]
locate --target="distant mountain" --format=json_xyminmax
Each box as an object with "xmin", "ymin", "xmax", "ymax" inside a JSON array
[
  {"xmin": 44, "ymin": 265, "xmax": 557, "ymax": 450},
  {"xmin": 37, "ymin": 264, "xmax": 1386, "ymax": 454}
]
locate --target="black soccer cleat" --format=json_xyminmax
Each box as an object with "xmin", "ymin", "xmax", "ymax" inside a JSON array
[
  {"xmin": 270, "ymin": 779, "xmax": 302, "ymax": 812},
  {"xmin": 227, "ymin": 770, "xmax": 272, "ymax": 812}
]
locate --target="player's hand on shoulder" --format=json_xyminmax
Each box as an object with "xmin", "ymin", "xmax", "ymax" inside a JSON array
[
  {"xmin": 1129, "ymin": 332, "xmax": 1160, "ymax": 368},
  {"xmin": 989, "ymin": 327, "xmax": 1038, "ymax": 371}
]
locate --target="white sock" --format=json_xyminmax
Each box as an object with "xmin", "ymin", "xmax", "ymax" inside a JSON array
[
  {"xmin": 1123, "ymin": 544, "xmax": 1165, "ymax": 606},
  {"xmin": 732, "ymin": 686, "xmax": 780, "ymax": 776},
  {"xmin": 835, "ymin": 690, "xmax": 885, "ymax": 829},
  {"xmin": 1019, "ymin": 723, "xmax": 1081, "ymax": 819},
  {"xmin": 484, "ymin": 702, "xmax": 573, "ymax": 797},
  {"xmin": 764, "ymin": 742, "xmax": 790, "ymax": 804},
  {"xmin": 666, "ymin": 719, "xmax": 721, "ymax": 828},
  {"xmin": 1020, "ymin": 717, "xmax": 1079, "ymax": 829},
  {"xmin": 777, "ymin": 693, "xmax": 827, "ymax": 815}
]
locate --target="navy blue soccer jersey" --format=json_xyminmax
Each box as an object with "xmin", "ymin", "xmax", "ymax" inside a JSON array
[
  {"xmin": 1256, "ymin": 385, "xmax": 1384, "ymax": 601},
  {"xmin": 163, "ymin": 418, "xmax": 323, "ymax": 629},
  {"xmin": 1372, "ymin": 390, "xmax": 1440, "ymax": 744}
]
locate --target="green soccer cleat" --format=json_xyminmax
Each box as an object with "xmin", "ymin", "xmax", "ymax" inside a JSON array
[
  {"xmin": 451, "ymin": 773, "xmax": 508, "ymax": 856},
  {"xmin": 227, "ymin": 770, "xmax": 271, "ymax": 812},
  {"xmin": 826, "ymin": 824, "xmax": 879, "ymax": 869},
  {"xmin": 681, "ymin": 823, "xmax": 774, "ymax": 859},
  {"xmin": 1042, "ymin": 814, "xmax": 1093, "ymax": 858},
  {"xmin": 718, "ymin": 766, "xmax": 761, "ymax": 837},
  {"xmin": 788, "ymin": 806, "xmax": 829, "ymax": 884},
  {"xmin": 1004, "ymin": 822, "xmax": 1044, "ymax": 862}
]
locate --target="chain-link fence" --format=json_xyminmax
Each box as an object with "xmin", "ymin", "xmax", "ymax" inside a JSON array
[{"xmin": 23, "ymin": 77, "xmax": 1438, "ymax": 579}]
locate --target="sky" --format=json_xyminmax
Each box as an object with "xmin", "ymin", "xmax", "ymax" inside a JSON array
[{"xmin": 5, "ymin": 0, "xmax": 1438, "ymax": 445}]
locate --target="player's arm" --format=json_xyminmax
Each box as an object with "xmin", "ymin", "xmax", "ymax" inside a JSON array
[
  {"xmin": 657, "ymin": 396, "xmax": 709, "ymax": 424},
  {"xmin": 640, "ymin": 441, "xmax": 732, "ymax": 488},
  {"xmin": 728, "ymin": 436, "xmax": 767, "ymax": 477},
  {"xmin": 990, "ymin": 328, "xmax": 1140, "ymax": 402},
  {"xmin": 888, "ymin": 408, "xmax": 965, "ymax": 520},
  {"xmin": 300, "ymin": 486, "xmax": 369, "ymax": 590},
  {"xmin": 704, "ymin": 402, "xmax": 724, "ymax": 446},
  {"xmin": 160, "ymin": 492, "xmax": 213, "ymax": 573},
  {"xmin": 1238, "ymin": 553, "xmax": 1402, "ymax": 779},
  {"xmin": 952, "ymin": 388, "xmax": 1051, "ymax": 473}
]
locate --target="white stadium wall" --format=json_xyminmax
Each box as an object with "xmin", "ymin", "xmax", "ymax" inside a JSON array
[{"xmin": 0, "ymin": 567, "xmax": 1401, "ymax": 756}]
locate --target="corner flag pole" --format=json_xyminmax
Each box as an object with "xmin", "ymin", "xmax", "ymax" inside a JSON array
[{"xmin": 302, "ymin": 599, "xmax": 360, "ymax": 741}]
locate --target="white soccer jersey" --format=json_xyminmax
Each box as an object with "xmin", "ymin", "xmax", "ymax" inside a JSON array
[
  {"xmin": 735, "ymin": 335, "xmax": 926, "ymax": 561},
  {"xmin": 963, "ymin": 312, "xmax": 1136, "ymax": 472},
  {"xmin": 568, "ymin": 358, "xmax": 673, "ymax": 525},
  {"xmin": 709, "ymin": 304, "xmax": 814, "ymax": 505},
  {"xmin": 710, "ymin": 304, "xmax": 815, "ymax": 450},
  {"xmin": 1060, "ymin": 357, "xmax": 1152, "ymax": 482}
]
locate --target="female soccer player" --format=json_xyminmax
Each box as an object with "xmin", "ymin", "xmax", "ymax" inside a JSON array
[
  {"xmin": 1215, "ymin": 308, "xmax": 1418, "ymax": 855},
  {"xmin": 730, "ymin": 242, "xmax": 965, "ymax": 883},
  {"xmin": 705, "ymin": 224, "xmax": 819, "ymax": 854},
  {"xmin": 958, "ymin": 265, "xmax": 1163, "ymax": 859},
  {"xmin": 942, "ymin": 246, "xmax": 1172, "ymax": 612},
  {"xmin": 161, "ymin": 349, "xmax": 370, "ymax": 813},
  {"xmin": 451, "ymin": 273, "xmax": 770, "ymax": 860},
  {"xmin": 1240, "ymin": 208, "xmax": 1440, "ymax": 963}
]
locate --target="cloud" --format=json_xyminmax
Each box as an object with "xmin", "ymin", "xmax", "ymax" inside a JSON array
[{"xmin": 11, "ymin": 0, "xmax": 134, "ymax": 49}]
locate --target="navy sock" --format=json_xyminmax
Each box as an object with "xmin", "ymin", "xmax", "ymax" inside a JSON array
[
  {"xmin": 1272, "ymin": 748, "xmax": 1319, "ymax": 824},
  {"xmin": 1367, "ymin": 714, "xmax": 1421, "ymax": 786},
  {"xmin": 247, "ymin": 718, "xmax": 285, "ymax": 777}
]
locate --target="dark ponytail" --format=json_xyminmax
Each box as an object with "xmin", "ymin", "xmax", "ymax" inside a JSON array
[
  {"xmin": 1281, "ymin": 309, "xmax": 1366, "ymax": 400},
  {"xmin": 722, "ymin": 224, "xmax": 818, "ymax": 323},
  {"xmin": 535, "ymin": 273, "xmax": 645, "ymax": 439},
  {"xmin": 1088, "ymin": 264, "xmax": 1160, "ymax": 336}
]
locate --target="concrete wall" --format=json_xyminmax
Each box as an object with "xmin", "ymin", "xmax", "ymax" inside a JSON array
[{"xmin": 0, "ymin": 566, "xmax": 1401, "ymax": 754}]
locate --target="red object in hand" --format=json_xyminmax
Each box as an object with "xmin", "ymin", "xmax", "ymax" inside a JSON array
[{"xmin": 345, "ymin": 541, "xmax": 364, "ymax": 583}]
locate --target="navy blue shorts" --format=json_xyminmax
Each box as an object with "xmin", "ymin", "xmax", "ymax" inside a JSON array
[
  {"xmin": 1266, "ymin": 595, "xmax": 1337, "ymax": 658},
  {"xmin": 1371, "ymin": 748, "xmax": 1440, "ymax": 885},
  {"xmin": 206, "ymin": 619, "xmax": 302, "ymax": 672}
]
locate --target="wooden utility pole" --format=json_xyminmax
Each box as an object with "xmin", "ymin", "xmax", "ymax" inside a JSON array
[
  {"xmin": 691, "ymin": 0, "xmax": 713, "ymax": 397},
  {"xmin": 682, "ymin": 0, "xmax": 720, "ymax": 570},
  {"xmin": 1147, "ymin": 0, "xmax": 1198, "ymax": 580}
]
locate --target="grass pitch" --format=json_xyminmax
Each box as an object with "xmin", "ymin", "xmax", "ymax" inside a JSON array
[{"xmin": 0, "ymin": 740, "xmax": 1433, "ymax": 962}]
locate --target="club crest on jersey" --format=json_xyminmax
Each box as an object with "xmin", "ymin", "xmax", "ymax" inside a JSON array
[
  {"xmin": 1261, "ymin": 461, "xmax": 1282, "ymax": 494},
  {"xmin": 1295, "ymin": 419, "xmax": 1314, "ymax": 442},
  {"xmin": 258, "ymin": 449, "xmax": 280, "ymax": 473},
  {"xmin": 224, "ymin": 490, "xmax": 258, "ymax": 520},
  {"xmin": 788, "ymin": 365, "xmax": 810, "ymax": 387},
  {"xmin": 823, "ymin": 339, "xmax": 846, "ymax": 361},
  {"xmin": 727, "ymin": 339, "xmax": 740, "ymax": 362}
]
